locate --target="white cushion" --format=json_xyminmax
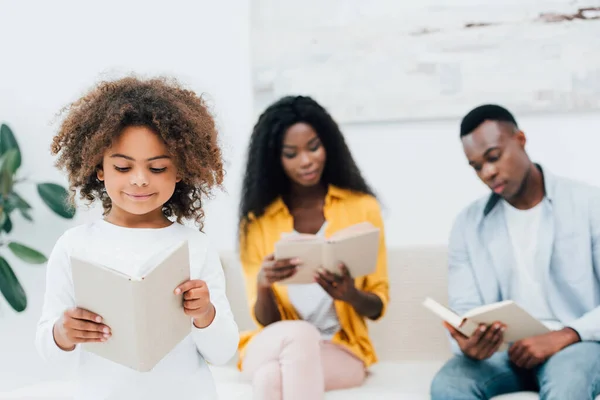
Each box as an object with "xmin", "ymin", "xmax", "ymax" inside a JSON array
[
  {"xmin": 1, "ymin": 374, "xmax": 595, "ymax": 400},
  {"xmin": 210, "ymin": 362, "xmax": 557, "ymax": 400}
]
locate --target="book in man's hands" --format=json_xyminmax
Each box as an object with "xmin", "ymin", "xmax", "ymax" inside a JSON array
[
  {"xmin": 274, "ymin": 222, "xmax": 380, "ymax": 285},
  {"xmin": 423, "ymin": 297, "xmax": 551, "ymax": 349},
  {"xmin": 71, "ymin": 240, "xmax": 191, "ymax": 372}
]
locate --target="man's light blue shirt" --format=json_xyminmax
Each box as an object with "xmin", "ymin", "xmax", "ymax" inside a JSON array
[{"xmin": 447, "ymin": 165, "xmax": 600, "ymax": 353}]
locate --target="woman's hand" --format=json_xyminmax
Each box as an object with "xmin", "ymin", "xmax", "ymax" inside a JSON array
[
  {"xmin": 53, "ymin": 307, "xmax": 111, "ymax": 351},
  {"xmin": 257, "ymin": 254, "xmax": 300, "ymax": 289},
  {"xmin": 314, "ymin": 263, "xmax": 359, "ymax": 303},
  {"xmin": 315, "ymin": 263, "xmax": 384, "ymax": 319}
]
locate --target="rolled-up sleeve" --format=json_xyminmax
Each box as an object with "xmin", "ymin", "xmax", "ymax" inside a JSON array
[{"xmin": 360, "ymin": 198, "xmax": 389, "ymax": 320}]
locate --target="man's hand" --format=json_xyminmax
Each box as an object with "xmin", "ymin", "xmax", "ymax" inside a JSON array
[
  {"xmin": 508, "ymin": 328, "xmax": 580, "ymax": 369},
  {"xmin": 445, "ymin": 321, "xmax": 506, "ymax": 361},
  {"xmin": 53, "ymin": 307, "xmax": 111, "ymax": 351},
  {"xmin": 175, "ymin": 280, "xmax": 215, "ymax": 329},
  {"xmin": 314, "ymin": 264, "xmax": 359, "ymax": 303}
]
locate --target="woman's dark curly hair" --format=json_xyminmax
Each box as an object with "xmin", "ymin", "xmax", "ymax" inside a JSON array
[
  {"xmin": 51, "ymin": 76, "xmax": 224, "ymax": 229},
  {"xmin": 239, "ymin": 95, "xmax": 375, "ymax": 233}
]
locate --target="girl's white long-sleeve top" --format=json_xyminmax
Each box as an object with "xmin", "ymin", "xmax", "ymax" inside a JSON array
[{"xmin": 35, "ymin": 220, "xmax": 239, "ymax": 400}]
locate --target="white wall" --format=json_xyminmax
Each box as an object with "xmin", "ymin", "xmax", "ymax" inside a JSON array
[
  {"xmin": 1, "ymin": 0, "xmax": 599, "ymax": 393},
  {"xmin": 341, "ymin": 110, "xmax": 600, "ymax": 248},
  {"xmin": 251, "ymin": 0, "xmax": 600, "ymax": 122},
  {"xmin": 0, "ymin": 0, "xmax": 252, "ymax": 391}
]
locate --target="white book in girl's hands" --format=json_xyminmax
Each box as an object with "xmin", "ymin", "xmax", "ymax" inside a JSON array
[
  {"xmin": 70, "ymin": 240, "xmax": 191, "ymax": 372},
  {"xmin": 422, "ymin": 297, "xmax": 551, "ymax": 347}
]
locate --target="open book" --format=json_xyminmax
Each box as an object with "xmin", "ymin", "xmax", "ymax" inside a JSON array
[
  {"xmin": 423, "ymin": 297, "xmax": 551, "ymax": 349},
  {"xmin": 274, "ymin": 222, "xmax": 380, "ymax": 284},
  {"xmin": 71, "ymin": 240, "xmax": 191, "ymax": 372}
]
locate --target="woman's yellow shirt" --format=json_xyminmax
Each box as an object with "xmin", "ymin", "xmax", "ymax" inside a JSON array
[{"xmin": 237, "ymin": 185, "xmax": 389, "ymax": 370}]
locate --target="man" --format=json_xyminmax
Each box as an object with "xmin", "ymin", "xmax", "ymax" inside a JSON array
[{"xmin": 430, "ymin": 104, "xmax": 600, "ymax": 399}]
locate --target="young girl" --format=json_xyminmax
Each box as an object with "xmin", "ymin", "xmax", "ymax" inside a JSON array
[
  {"xmin": 35, "ymin": 76, "xmax": 239, "ymax": 400},
  {"xmin": 237, "ymin": 96, "xmax": 389, "ymax": 399}
]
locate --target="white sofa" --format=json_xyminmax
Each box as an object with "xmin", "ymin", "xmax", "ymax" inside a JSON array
[
  {"xmin": 0, "ymin": 246, "xmax": 592, "ymax": 399},
  {"xmin": 211, "ymin": 247, "xmax": 546, "ymax": 400}
]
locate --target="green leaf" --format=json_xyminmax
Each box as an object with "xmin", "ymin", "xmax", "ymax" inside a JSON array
[
  {"xmin": 0, "ymin": 149, "xmax": 18, "ymax": 197},
  {"xmin": 19, "ymin": 208, "xmax": 33, "ymax": 222},
  {"xmin": 0, "ymin": 158, "xmax": 13, "ymax": 196},
  {"xmin": 0, "ymin": 256, "xmax": 27, "ymax": 312},
  {"xmin": 37, "ymin": 183, "xmax": 75, "ymax": 219},
  {"xmin": 0, "ymin": 149, "xmax": 20, "ymax": 176},
  {"xmin": 8, "ymin": 242, "xmax": 47, "ymax": 264},
  {"xmin": 9, "ymin": 191, "xmax": 31, "ymax": 210},
  {"xmin": 3, "ymin": 201, "xmax": 14, "ymax": 214},
  {"xmin": 0, "ymin": 211, "xmax": 6, "ymax": 227},
  {"xmin": 7, "ymin": 192, "xmax": 33, "ymax": 221},
  {"xmin": 2, "ymin": 214, "xmax": 12, "ymax": 234},
  {"xmin": 0, "ymin": 124, "xmax": 21, "ymax": 171}
]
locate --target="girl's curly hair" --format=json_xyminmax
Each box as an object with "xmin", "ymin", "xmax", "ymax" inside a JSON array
[{"xmin": 51, "ymin": 76, "xmax": 224, "ymax": 229}]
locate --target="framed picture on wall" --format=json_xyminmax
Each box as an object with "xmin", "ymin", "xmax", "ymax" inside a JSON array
[{"xmin": 251, "ymin": 0, "xmax": 600, "ymax": 123}]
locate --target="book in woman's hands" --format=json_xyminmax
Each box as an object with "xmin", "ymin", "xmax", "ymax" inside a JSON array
[
  {"xmin": 423, "ymin": 297, "xmax": 551, "ymax": 346},
  {"xmin": 274, "ymin": 222, "xmax": 380, "ymax": 285},
  {"xmin": 70, "ymin": 241, "xmax": 191, "ymax": 372}
]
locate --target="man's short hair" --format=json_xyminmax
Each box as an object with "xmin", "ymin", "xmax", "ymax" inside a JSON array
[{"xmin": 460, "ymin": 104, "xmax": 518, "ymax": 137}]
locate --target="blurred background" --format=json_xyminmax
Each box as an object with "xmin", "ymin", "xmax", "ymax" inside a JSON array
[{"xmin": 0, "ymin": 0, "xmax": 599, "ymax": 392}]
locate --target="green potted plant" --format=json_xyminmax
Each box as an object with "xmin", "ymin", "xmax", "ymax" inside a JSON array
[{"xmin": 0, "ymin": 123, "xmax": 75, "ymax": 313}]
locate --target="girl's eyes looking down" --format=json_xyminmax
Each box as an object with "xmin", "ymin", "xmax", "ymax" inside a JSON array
[{"xmin": 113, "ymin": 165, "xmax": 168, "ymax": 173}]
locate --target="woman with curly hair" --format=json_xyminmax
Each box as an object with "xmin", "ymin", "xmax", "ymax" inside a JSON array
[
  {"xmin": 237, "ymin": 96, "xmax": 389, "ymax": 399},
  {"xmin": 35, "ymin": 76, "xmax": 238, "ymax": 400}
]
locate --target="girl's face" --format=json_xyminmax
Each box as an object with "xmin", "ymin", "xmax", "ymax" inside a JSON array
[
  {"xmin": 97, "ymin": 126, "xmax": 181, "ymax": 222},
  {"xmin": 280, "ymin": 122, "xmax": 327, "ymax": 188}
]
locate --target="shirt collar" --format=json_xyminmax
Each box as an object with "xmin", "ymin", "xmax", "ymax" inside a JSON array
[
  {"xmin": 265, "ymin": 184, "xmax": 349, "ymax": 217},
  {"xmin": 483, "ymin": 163, "xmax": 555, "ymax": 216}
]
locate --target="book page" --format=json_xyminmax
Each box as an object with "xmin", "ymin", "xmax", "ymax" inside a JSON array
[
  {"xmin": 136, "ymin": 241, "xmax": 184, "ymax": 279},
  {"xmin": 464, "ymin": 300, "xmax": 515, "ymax": 317},
  {"xmin": 322, "ymin": 228, "xmax": 379, "ymax": 276},
  {"xmin": 275, "ymin": 227, "xmax": 327, "ymax": 285},
  {"xmin": 71, "ymin": 257, "xmax": 139, "ymax": 367},
  {"xmin": 274, "ymin": 240, "xmax": 323, "ymax": 270},
  {"xmin": 277, "ymin": 264, "xmax": 318, "ymax": 285},
  {"xmin": 422, "ymin": 297, "xmax": 479, "ymax": 338},
  {"xmin": 279, "ymin": 232, "xmax": 322, "ymax": 242},
  {"xmin": 463, "ymin": 301, "xmax": 551, "ymax": 343},
  {"xmin": 328, "ymin": 221, "xmax": 377, "ymax": 241},
  {"xmin": 422, "ymin": 297, "xmax": 464, "ymax": 328},
  {"xmin": 135, "ymin": 240, "xmax": 191, "ymax": 371}
]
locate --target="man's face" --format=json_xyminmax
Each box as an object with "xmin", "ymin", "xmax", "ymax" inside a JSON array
[{"xmin": 462, "ymin": 120, "xmax": 530, "ymax": 200}]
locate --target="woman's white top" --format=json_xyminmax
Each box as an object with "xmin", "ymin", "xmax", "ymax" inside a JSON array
[{"xmin": 286, "ymin": 222, "xmax": 341, "ymax": 339}]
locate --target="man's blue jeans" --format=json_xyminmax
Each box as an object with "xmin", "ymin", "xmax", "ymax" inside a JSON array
[{"xmin": 430, "ymin": 342, "xmax": 600, "ymax": 400}]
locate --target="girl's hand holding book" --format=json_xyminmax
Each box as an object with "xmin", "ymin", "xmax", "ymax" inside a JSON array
[
  {"xmin": 174, "ymin": 280, "xmax": 216, "ymax": 329},
  {"xmin": 52, "ymin": 307, "xmax": 111, "ymax": 351}
]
